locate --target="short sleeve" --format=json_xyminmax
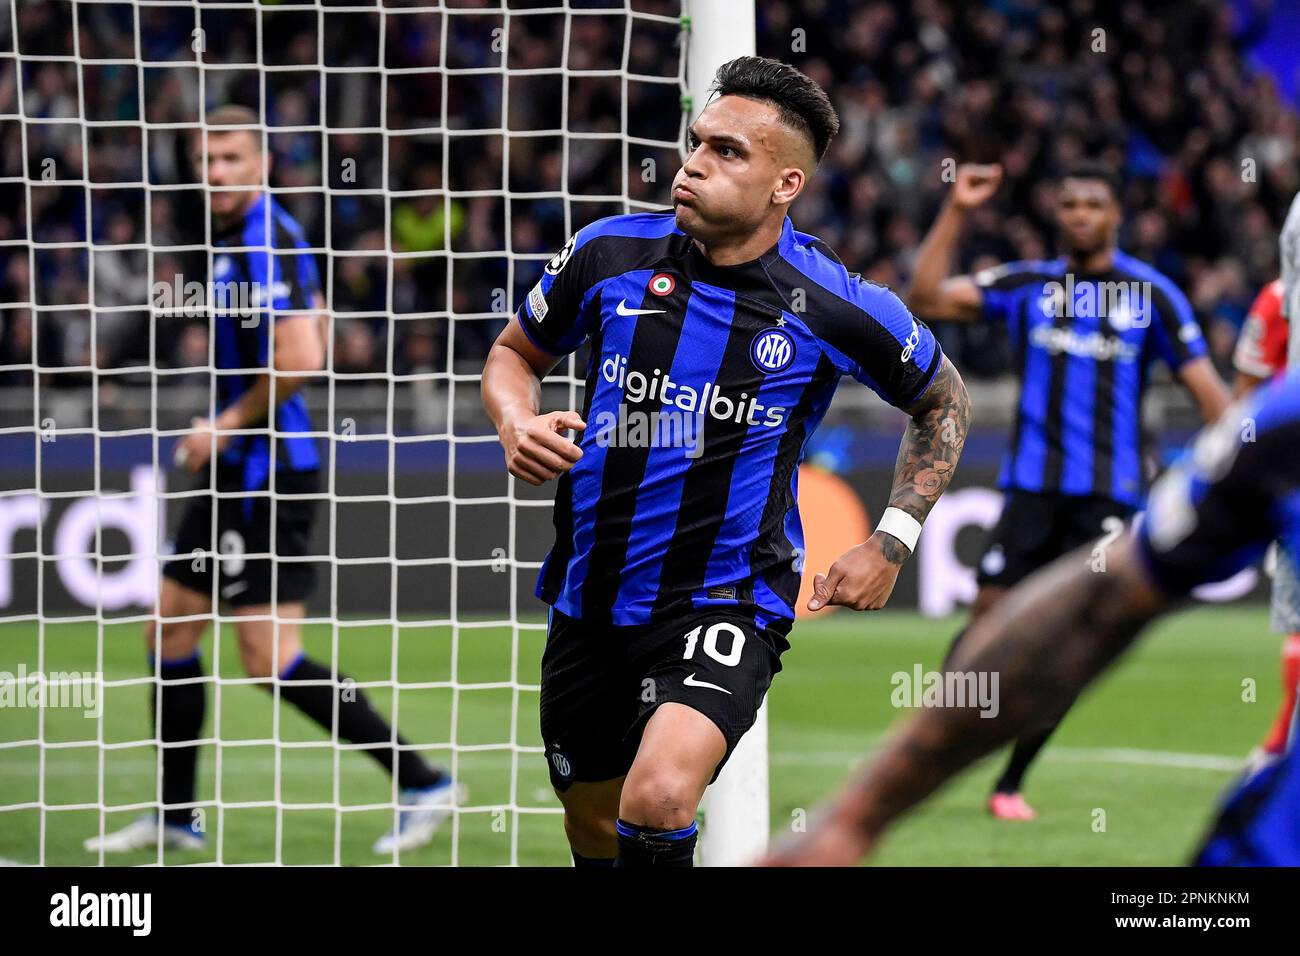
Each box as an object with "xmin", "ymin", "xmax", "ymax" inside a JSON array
[
  {"xmin": 839, "ymin": 280, "xmax": 943, "ymax": 408},
  {"xmin": 515, "ymin": 225, "xmax": 605, "ymax": 355},
  {"xmin": 293, "ymin": 249, "xmax": 322, "ymax": 304},
  {"xmin": 243, "ymin": 248, "xmax": 319, "ymax": 318},
  {"xmin": 1146, "ymin": 278, "xmax": 1207, "ymax": 371},
  {"xmin": 274, "ymin": 250, "xmax": 321, "ymax": 316},
  {"xmin": 973, "ymin": 262, "xmax": 1033, "ymax": 327}
]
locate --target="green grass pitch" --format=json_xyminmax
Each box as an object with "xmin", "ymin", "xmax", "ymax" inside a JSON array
[{"xmin": 0, "ymin": 604, "xmax": 1282, "ymax": 866}]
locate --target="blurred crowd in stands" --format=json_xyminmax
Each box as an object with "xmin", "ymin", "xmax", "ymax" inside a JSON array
[{"xmin": 0, "ymin": 0, "xmax": 1296, "ymax": 393}]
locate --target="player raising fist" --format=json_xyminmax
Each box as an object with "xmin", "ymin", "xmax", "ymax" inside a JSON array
[{"xmin": 905, "ymin": 160, "xmax": 1230, "ymax": 821}]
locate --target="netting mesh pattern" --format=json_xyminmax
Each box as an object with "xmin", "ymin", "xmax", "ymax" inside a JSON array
[{"xmin": 0, "ymin": 0, "xmax": 689, "ymax": 866}]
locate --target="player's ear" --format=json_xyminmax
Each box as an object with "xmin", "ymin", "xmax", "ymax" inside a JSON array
[{"xmin": 772, "ymin": 166, "xmax": 805, "ymax": 208}]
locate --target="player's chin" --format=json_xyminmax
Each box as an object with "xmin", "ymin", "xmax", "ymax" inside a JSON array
[
  {"xmin": 672, "ymin": 201, "xmax": 704, "ymax": 232},
  {"xmin": 1065, "ymin": 233, "xmax": 1106, "ymax": 255}
]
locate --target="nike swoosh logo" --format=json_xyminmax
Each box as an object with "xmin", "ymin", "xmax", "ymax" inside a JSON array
[
  {"xmin": 616, "ymin": 299, "xmax": 666, "ymax": 316},
  {"xmin": 683, "ymin": 673, "xmax": 732, "ymax": 695},
  {"xmin": 221, "ymin": 581, "xmax": 248, "ymax": 598}
]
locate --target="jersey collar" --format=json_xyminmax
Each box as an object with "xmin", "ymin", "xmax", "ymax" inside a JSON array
[
  {"xmin": 216, "ymin": 192, "xmax": 270, "ymax": 241},
  {"xmin": 681, "ymin": 216, "xmax": 794, "ymax": 302}
]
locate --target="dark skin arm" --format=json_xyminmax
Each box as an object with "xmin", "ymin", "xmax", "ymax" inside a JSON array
[
  {"xmin": 767, "ymin": 536, "xmax": 1169, "ymax": 865},
  {"xmin": 807, "ymin": 356, "xmax": 972, "ymax": 611},
  {"xmin": 905, "ymin": 164, "xmax": 1003, "ymax": 322}
]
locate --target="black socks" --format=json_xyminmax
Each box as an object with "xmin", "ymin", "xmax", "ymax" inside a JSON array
[
  {"xmin": 276, "ymin": 654, "xmax": 444, "ymax": 791},
  {"xmin": 614, "ymin": 819, "xmax": 697, "ymax": 867},
  {"xmin": 153, "ymin": 653, "xmax": 206, "ymax": 827},
  {"xmin": 994, "ymin": 725, "xmax": 1058, "ymax": 794},
  {"xmin": 151, "ymin": 651, "xmax": 444, "ymax": 827}
]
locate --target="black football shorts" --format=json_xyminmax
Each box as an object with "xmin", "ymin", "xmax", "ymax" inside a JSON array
[
  {"xmin": 539, "ymin": 605, "xmax": 792, "ymax": 791},
  {"xmin": 976, "ymin": 490, "xmax": 1134, "ymax": 589},
  {"xmin": 162, "ymin": 465, "xmax": 320, "ymax": 607}
]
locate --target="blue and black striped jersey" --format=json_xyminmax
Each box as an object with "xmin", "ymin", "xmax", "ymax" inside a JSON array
[
  {"xmin": 211, "ymin": 193, "xmax": 321, "ymax": 492},
  {"xmin": 975, "ymin": 252, "xmax": 1207, "ymax": 507},
  {"xmin": 516, "ymin": 212, "xmax": 943, "ymax": 627}
]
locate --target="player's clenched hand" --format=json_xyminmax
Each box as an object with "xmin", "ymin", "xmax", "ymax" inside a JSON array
[
  {"xmin": 950, "ymin": 163, "xmax": 1002, "ymax": 211},
  {"xmin": 174, "ymin": 417, "xmax": 229, "ymax": 475},
  {"xmin": 499, "ymin": 410, "xmax": 585, "ymax": 485},
  {"xmin": 806, "ymin": 531, "xmax": 906, "ymax": 612}
]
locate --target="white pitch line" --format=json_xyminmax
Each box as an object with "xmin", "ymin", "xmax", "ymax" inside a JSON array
[
  {"xmin": 767, "ymin": 745, "xmax": 1245, "ymax": 773},
  {"xmin": 1049, "ymin": 746, "xmax": 1245, "ymax": 772}
]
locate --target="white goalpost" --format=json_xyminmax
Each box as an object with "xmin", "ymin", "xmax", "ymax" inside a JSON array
[
  {"xmin": 0, "ymin": 0, "xmax": 764, "ymax": 867},
  {"xmin": 683, "ymin": 0, "xmax": 768, "ymax": 868}
]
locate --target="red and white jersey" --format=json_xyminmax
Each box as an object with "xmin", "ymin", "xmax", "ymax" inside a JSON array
[{"xmin": 1234, "ymin": 279, "xmax": 1289, "ymax": 379}]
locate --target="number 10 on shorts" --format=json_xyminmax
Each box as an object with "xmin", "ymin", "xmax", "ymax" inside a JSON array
[{"xmin": 682, "ymin": 622, "xmax": 746, "ymax": 667}]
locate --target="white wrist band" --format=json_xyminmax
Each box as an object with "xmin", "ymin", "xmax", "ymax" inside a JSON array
[{"xmin": 876, "ymin": 507, "xmax": 922, "ymax": 551}]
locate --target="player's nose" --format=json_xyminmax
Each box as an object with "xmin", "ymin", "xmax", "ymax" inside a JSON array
[{"xmin": 681, "ymin": 150, "xmax": 705, "ymax": 179}]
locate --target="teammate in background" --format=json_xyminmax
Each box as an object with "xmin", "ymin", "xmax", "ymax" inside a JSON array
[
  {"xmin": 906, "ymin": 161, "xmax": 1231, "ymax": 821},
  {"xmin": 762, "ymin": 373, "xmax": 1300, "ymax": 867},
  {"xmin": 481, "ymin": 56, "xmax": 971, "ymax": 867},
  {"xmin": 1231, "ymin": 277, "xmax": 1299, "ymax": 758},
  {"xmin": 86, "ymin": 105, "xmax": 457, "ymax": 857}
]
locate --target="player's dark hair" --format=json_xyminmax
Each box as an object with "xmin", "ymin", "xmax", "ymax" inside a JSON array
[
  {"xmin": 1060, "ymin": 161, "xmax": 1121, "ymax": 200},
  {"xmin": 710, "ymin": 56, "xmax": 840, "ymax": 163}
]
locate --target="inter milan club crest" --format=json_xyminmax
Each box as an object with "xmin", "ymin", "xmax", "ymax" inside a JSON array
[
  {"xmin": 648, "ymin": 273, "xmax": 675, "ymax": 296},
  {"xmin": 549, "ymin": 749, "xmax": 573, "ymax": 781},
  {"xmin": 750, "ymin": 326, "xmax": 795, "ymax": 373}
]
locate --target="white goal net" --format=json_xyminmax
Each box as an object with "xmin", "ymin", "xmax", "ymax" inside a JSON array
[{"xmin": 0, "ymin": 0, "xmax": 735, "ymax": 867}]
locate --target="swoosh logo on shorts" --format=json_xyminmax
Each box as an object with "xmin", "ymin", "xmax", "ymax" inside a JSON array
[{"xmin": 683, "ymin": 672, "xmax": 732, "ymax": 695}]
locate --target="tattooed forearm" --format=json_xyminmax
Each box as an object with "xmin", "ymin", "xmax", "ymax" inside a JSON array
[
  {"xmin": 881, "ymin": 357, "xmax": 971, "ymax": 560},
  {"xmin": 876, "ymin": 534, "xmax": 911, "ymax": 565},
  {"xmin": 834, "ymin": 539, "xmax": 1168, "ymax": 841}
]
